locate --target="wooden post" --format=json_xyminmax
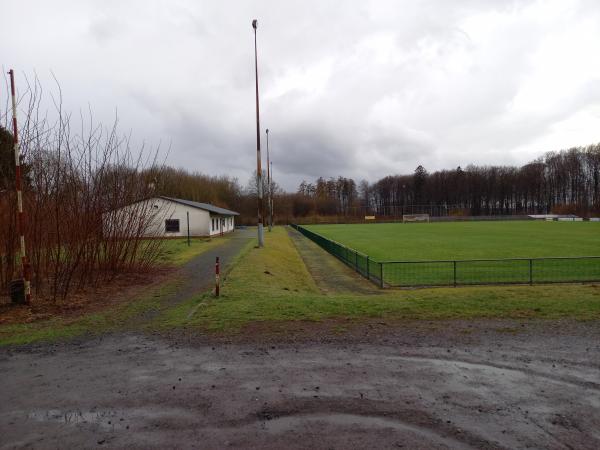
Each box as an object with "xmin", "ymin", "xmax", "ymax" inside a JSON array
[
  {"xmin": 215, "ymin": 257, "xmax": 220, "ymax": 297},
  {"xmin": 187, "ymin": 211, "xmax": 190, "ymax": 246},
  {"xmin": 529, "ymin": 259, "xmax": 533, "ymax": 285},
  {"xmin": 453, "ymin": 261, "xmax": 457, "ymax": 287}
]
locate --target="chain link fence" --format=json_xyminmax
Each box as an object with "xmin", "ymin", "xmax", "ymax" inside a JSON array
[
  {"xmin": 291, "ymin": 224, "xmax": 384, "ymax": 286},
  {"xmin": 291, "ymin": 224, "xmax": 600, "ymax": 288}
]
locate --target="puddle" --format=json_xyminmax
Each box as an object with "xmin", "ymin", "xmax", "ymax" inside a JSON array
[
  {"xmin": 27, "ymin": 409, "xmax": 118, "ymax": 429},
  {"xmin": 24, "ymin": 406, "xmax": 197, "ymax": 430}
]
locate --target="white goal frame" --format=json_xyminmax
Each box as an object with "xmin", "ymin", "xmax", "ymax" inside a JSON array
[{"xmin": 402, "ymin": 214, "xmax": 430, "ymax": 223}]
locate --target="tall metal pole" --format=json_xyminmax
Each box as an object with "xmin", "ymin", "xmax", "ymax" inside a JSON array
[
  {"xmin": 252, "ymin": 19, "xmax": 264, "ymax": 247},
  {"xmin": 270, "ymin": 160, "xmax": 274, "ymax": 228},
  {"xmin": 266, "ymin": 128, "xmax": 272, "ymax": 232},
  {"xmin": 8, "ymin": 69, "xmax": 31, "ymax": 304}
]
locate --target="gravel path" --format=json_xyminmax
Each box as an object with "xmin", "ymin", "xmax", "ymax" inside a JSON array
[
  {"xmin": 287, "ymin": 227, "xmax": 380, "ymax": 294},
  {"xmin": 1, "ymin": 320, "xmax": 599, "ymax": 449},
  {"xmin": 169, "ymin": 228, "xmax": 255, "ymax": 303},
  {"xmin": 126, "ymin": 228, "xmax": 254, "ymax": 327}
]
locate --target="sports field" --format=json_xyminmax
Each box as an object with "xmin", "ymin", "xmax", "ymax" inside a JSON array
[
  {"xmin": 303, "ymin": 221, "xmax": 600, "ymax": 286},
  {"xmin": 305, "ymin": 221, "xmax": 600, "ymax": 260}
]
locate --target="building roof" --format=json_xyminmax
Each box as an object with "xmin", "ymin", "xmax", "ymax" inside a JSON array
[{"xmin": 160, "ymin": 196, "xmax": 239, "ymax": 216}]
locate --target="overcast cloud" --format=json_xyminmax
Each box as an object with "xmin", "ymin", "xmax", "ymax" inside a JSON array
[{"xmin": 2, "ymin": 0, "xmax": 600, "ymax": 189}]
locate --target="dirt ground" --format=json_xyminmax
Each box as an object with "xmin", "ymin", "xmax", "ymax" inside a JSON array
[
  {"xmin": 1, "ymin": 319, "xmax": 599, "ymax": 449},
  {"xmin": 0, "ymin": 269, "xmax": 173, "ymax": 326}
]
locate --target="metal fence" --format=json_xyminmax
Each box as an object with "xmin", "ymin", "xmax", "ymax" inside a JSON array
[
  {"xmin": 291, "ymin": 224, "xmax": 385, "ymax": 286},
  {"xmin": 291, "ymin": 224, "xmax": 600, "ymax": 288}
]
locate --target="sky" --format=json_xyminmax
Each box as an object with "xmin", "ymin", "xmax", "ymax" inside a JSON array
[{"xmin": 1, "ymin": 0, "xmax": 600, "ymax": 190}]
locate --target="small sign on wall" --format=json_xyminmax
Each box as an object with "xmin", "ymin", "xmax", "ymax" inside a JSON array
[{"xmin": 365, "ymin": 215, "xmax": 376, "ymax": 220}]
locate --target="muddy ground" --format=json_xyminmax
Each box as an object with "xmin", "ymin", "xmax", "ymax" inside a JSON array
[{"xmin": 1, "ymin": 319, "xmax": 599, "ymax": 449}]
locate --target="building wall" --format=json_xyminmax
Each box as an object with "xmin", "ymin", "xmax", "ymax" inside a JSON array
[
  {"xmin": 103, "ymin": 197, "xmax": 236, "ymax": 237},
  {"xmin": 208, "ymin": 215, "xmax": 235, "ymax": 236}
]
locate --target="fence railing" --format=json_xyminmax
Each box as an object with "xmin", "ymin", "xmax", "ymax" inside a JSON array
[
  {"xmin": 291, "ymin": 224, "xmax": 384, "ymax": 286},
  {"xmin": 291, "ymin": 224, "xmax": 600, "ymax": 288}
]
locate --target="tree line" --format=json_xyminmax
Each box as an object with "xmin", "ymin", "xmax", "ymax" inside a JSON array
[
  {"xmin": 71, "ymin": 142, "xmax": 600, "ymax": 228},
  {"xmin": 291, "ymin": 144, "xmax": 600, "ymax": 219},
  {"xmin": 155, "ymin": 141, "xmax": 600, "ymax": 226}
]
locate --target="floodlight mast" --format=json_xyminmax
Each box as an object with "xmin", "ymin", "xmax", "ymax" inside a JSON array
[
  {"xmin": 252, "ymin": 19, "xmax": 264, "ymax": 247},
  {"xmin": 270, "ymin": 160, "xmax": 274, "ymax": 228},
  {"xmin": 266, "ymin": 128, "xmax": 272, "ymax": 232}
]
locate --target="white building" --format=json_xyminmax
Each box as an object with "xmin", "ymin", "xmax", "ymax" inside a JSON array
[
  {"xmin": 104, "ymin": 196, "xmax": 239, "ymax": 238},
  {"xmin": 528, "ymin": 214, "xmax": 581, "ymax": 221}
]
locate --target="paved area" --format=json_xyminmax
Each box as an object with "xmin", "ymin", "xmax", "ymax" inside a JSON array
[
  {"xmin": 128, "ymin": 229, "xmax": 254, "ymax": 327},
  {"xmin": 287, "ymin": 227, "xmax": 380, "ymax": 294},
  {"xmin": 1, "ymin": 320, "xmax": 599, "ymax": 449},
  {"xmin": 173, "ymin": 228, "xmax": 255, "ymax": 301}
]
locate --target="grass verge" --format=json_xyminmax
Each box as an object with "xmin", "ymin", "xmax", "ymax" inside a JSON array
[
  {"xmin": 4, "ymin": 226, "xmax": 600, "ymax": 345},
  {"xmin": 159, "ymin": 227, "xmax": 600, "ymax": 333},
  {"xmin": 0, "ymin": 280, "xmax": 181, "ymax": 347},
  {"xmin": 156, "ymin": 236, "xmax": 231, "ymax": 266}
]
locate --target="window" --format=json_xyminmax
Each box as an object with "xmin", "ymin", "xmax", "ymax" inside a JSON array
[
  {"xmin": 165, "ymin": 219, "xmax": 180, "ymax": 232},
  {"xmin": 211, "ymin": 218, "xmax": 215, "ymax": 231}
]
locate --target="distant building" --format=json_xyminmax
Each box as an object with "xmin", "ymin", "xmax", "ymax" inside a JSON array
[
  {"xmin": 103, "ymin": 196, "xmax": 239, "ymax": 238},
  {"xmin": 528, "ymin": 214, "xmax": 580, "ymax": 221}
]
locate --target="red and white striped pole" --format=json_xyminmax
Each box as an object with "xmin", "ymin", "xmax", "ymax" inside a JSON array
[
  {"xmin": 8, "ymin": 69, "xmax": 31, "ymax": 304},
  {"xmin": 215, "ymin": 256, "xmax": 220, "ymax": 297}
]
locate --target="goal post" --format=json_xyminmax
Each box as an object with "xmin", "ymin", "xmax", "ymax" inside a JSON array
[{"xmin": 402, "ymin": 214, "xmax": 430, "ymax": 223}]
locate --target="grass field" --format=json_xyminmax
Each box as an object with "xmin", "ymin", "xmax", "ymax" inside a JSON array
[
  {"xmin": 2, "ymin": 226, "xmax": 600, "ymax": 346},
  {"xmin": 305, "ymin": 221, "xmax": 600, "ymax": 260},
  {"xmin": 304, "ymin": 222, "xmax": 600, "ymax": 286}
]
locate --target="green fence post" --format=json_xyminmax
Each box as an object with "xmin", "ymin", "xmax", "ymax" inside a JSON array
[
  {"xmin": 529, "ymin": 259, "xmax": 533, "ymax": 285},
  {"xmin": 355, "ymin": 251, "xmax": 358, "ymax": 272},
  {"xmin": 453, "ymin": 261, "xmax": 457, "ymax": 287},
  {"xmin": 366, "ymin": 256, "xmax": 370, "ymax": 280},
  {"xmin": 380, "ymin": 263, "xmax": 384, "ymax": 288}
]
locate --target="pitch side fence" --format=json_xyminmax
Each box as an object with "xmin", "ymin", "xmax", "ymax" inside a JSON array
[{"xmin": 291, "ymin": 224, "xmax": 600, "ymax": 288}]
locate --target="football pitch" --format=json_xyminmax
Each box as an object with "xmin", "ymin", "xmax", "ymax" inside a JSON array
[
  {"xmin": 305, "ymin": 221, "xmax": 600, "ymax": 260},
  {"xmin": 302, "ymin": 221, "xmax": 600, "ymax": 286}
]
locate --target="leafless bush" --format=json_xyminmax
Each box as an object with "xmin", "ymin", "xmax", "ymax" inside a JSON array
[{"xmin": 1, "ymin": 73, "xmax": 164, "ymax": 302}]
